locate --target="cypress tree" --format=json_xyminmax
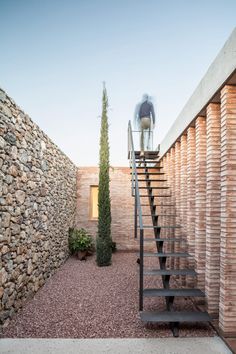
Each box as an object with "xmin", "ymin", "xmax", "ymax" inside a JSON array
[{"xmin": 96, "ymin": 84, "xmax": 112, "ymax": 266}]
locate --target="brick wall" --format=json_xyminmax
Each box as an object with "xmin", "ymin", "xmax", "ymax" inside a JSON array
[
  {"xmin": 206, "ymin": 103, "xmax": 221, "ymax": 317},
  {"xmin": 159, "ymin": 84, "xmax": 236, "ymax": 336},
  {"xmin": 76, "ymin": 167, "xmax": 139, "ymax": 251},
  {"xmin": 219, "ymin": 85, "xmax": 236, "ymax": 336}
]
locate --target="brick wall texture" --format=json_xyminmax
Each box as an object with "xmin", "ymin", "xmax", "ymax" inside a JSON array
[
  {"xmin": 219, "ymin": 85, "xmax": 236, "ymax": 336},
  {"xmin": 76, "ymin": 167, "xmax": 139, "ymax": 251},
  {"xmin": 159, "ymin": 84, "xmax": 236, "ymax": 336},
  {"xmin": 206, "ymin": 103, "xmax": 221, "ymax": 317}
]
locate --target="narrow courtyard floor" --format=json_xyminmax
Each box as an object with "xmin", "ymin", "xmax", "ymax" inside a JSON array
[{"xmin": 3, "ymin": 252, "xmax": 215, "ymax": 338}]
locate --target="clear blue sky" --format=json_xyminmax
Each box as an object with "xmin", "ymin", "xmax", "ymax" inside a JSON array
[{"xmin": 1, "ymin": 0, "xmax": 236, "ymax": 166}]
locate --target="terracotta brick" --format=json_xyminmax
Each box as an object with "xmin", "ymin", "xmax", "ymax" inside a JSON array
[
  {"xmin": 205, "ymin": 103, "xmax": 221, "ymax": 318},
  {"xmin": 76, "ymin": 167, "xmax": 139, "ymax": 251},
  {"xmin": 169, "ymin": 147, "xmax": 176, "ymax": 269},
  {"xmin": 174, "ymin": 141, "xmax": 181, "ymax": 272},
  {"xmin": 219, "ymin": 85, "xmax": 236, "ymax": 336},
  {"xmin": 180, "ymin": 135, "xmax": 187, "ymax": 285},
  {"xmin": 186, "ymin": 126, "xmax": 196, "ymax": 286},
  {"xmin": 165, "ymin": 151, "xmax": 172, "ymax": 260},
  {"xmin": 195, "ymin": 116, "xmax": 207, "ymax": 291}
]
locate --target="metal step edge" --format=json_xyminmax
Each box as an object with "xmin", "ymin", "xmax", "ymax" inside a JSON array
[
  {"xmin": 144, "ymin": 269, "xmax": 197, "ymax": 276},
  {"xmin": 142, "ymin": 252, "xmax": 191, "ymax": 258},
  {"xmin": 135, "ymin": 160, "xmax": 160, "ymax": 163},
  {"xmin": 140, "ymin": 204, "xmax": 175, "ymax": 206},
  {"xmin": 141, "ymin": 214, "xmax": 176, "ymax": 217},
  {"xmin": 140, "ymin": 311, "xmax": 211, "ymax": 323},
  {"xmin": 139, "ymin": 195, "xmax": 172, "ymax": 197},
  {"xmin": 137, "ymin": 187, "xmax": 170, "ymax": 189},
  {"xmin": 137, "ymin": 179, "xmax": 167, "ymax": 182},
  {"xmin": 143, "ymin": 288, "xmax": 205, "ymax": 297},
  {"xmin": 143, "ymin": 238, "xmax": 186, "ymax": 242},
  {"xmin": 136, "ymin": 167, "xmax": 163, "ymax": 169},
  {"xmin": 141, "ymin": 225, "xmax": 181, "ymax": 229},
  {"xmin": 136, "ymin": 172, "xmax": 165, "ymax": 175}
]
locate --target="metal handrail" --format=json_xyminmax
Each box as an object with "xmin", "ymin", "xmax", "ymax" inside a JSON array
[
  {"xmin": 128, "ymin": 120, "xmax": 143, "ymax": 230},
  {"xmin": 128, "ymin": 120, "xmax": 144, "ymax": 311}
]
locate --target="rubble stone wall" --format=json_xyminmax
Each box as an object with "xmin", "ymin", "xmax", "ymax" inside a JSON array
[{"xmin": 0, "ymin": 88, "xmax": 77, "ymax": 328}]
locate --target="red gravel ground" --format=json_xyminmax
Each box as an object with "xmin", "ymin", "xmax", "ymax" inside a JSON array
[{"xmin": 3, "ymin": 252, "xmax": 215, "ymax": 338}]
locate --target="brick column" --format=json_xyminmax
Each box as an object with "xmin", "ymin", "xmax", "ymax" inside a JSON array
[
  {"xmin": 161, "ymin": 156, "xmax": 167, "ymax": 240},
  {"xmin": 170, "ymin": 147, "xmax": 176, "ymax": 268},
  {"xmin": 174, "ymin": 141, "xmax": 181, "ymax": 272},
  {"xmin": 195, "ymin": 116, "xmax": 207, "ymax": 291},
  {"xmin": 180, "ymin": 134, "xmax": 187, "ymax": 284},
  {"xmin": 219, "ymin": 85, "xmax": 236, "ymax": 336},
  {"xmin": 165, "ymin": 152, "xmax": 172, "ymax": 260},
  {"xmin": 186, "ymin": 126, "xmax": 196, "ymax": 284},
  {"xmin": 205, "ymin": 103, "xmax": 221, "ymax": 318}
]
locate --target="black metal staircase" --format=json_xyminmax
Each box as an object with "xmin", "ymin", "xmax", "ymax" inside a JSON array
[{"xmin": 128, "ymin": 121, "xmax": 211, "ymax": 337}]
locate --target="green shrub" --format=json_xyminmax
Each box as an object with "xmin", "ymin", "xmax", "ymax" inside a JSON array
[{"xmin": 68, "ymin": 228, "xmax": 94, "ymax": 254}]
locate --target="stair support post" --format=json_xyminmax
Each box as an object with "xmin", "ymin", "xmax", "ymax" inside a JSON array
[
  {"xmin": 139, "ymin": 228, "xmax": 144, "ymax": 311},
  {"xmin": 135, "ymin": 193, "xmax": 137, "ymax": 239}
]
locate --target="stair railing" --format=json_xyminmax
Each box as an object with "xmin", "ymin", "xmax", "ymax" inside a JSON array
[{"xmin": 128, "ymin": 120, "xmax": 144, "ymax": 311}]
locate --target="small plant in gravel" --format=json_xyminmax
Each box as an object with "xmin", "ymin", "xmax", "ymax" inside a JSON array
[
  {"xmin": 96, "ymin": 84, "xmax": 112, "ymax": 267},
  {"xmin": 69, "ymin": 228, "xmax": 94, "ymax": 260}
]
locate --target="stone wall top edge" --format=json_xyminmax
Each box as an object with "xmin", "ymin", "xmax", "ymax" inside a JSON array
[
  {"xmin": 160, "ymin": 27, "xmax": 236, "ymax": 159},
  {"xmin": 0, "ymin": 86, "xmax": 77, "ymax": 168}
]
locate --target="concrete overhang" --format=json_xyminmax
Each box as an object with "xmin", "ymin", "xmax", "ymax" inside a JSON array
[{"xmin": 160, "ymin": 27, "xmax": 236, "ymax": 158}]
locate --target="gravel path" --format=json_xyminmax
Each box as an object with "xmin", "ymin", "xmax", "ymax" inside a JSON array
[{"xmin": 3, "ymin": 252, "xmax": 215, "ymax": 338}]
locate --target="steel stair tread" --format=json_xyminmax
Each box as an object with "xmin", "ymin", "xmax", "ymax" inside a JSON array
[
  {"xmin": 143, "ymin": 288, "xmax": 205, "ymax": 297},
  {"xmin": 144, "ymin": 269, "xmax": 197, "ymax": 276},
  {"xmin": 136, "ymin": 165, "xmax": 163, "ymax": 170},
  {"xmin": 140, "ymin": 204, "xmax": 174, "ymax": 206},
  {"xmin": 136, "ymin": 172, "xmax": 165, "ymax": 175},
  {"xmin": 140, "ymin": 311, "xmax": 211, "ymax": 323},
  {"xmin": 143, "ymin": 214, "xmax": 177, "ymax": 216},
  {"xmin": 141, "ymin": 214, "xmax": 176, "ymax": 216},
  {"xmin": 138, "ymin": 179, "xmax": 167, "ymax": 181},
  {"xmin": 141, "ymin": 225, "xmax": 181, "ymax": 229},
  {"xmin": 143, "ymin": 238, "xmax": 186, "ymax": 242},
  {"xmin": 135, "ymin": 160, "xmax": 159, "ymax": 163},
  {"xmin": 139, "ymin": 195, "xmax": 171, "ymax": 197},
  {"xmin": 135, "ymin": 150, "xmax": 159, "ymax": 154},
  {"xmin": 142, "ymin": 252, "xmax": 190, "ymax": 257},
  {"xmin": 137, "ymin": 186, "xmax": 170, "ymax": 189}
]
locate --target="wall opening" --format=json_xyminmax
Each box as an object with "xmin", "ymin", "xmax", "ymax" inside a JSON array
[{"xmin": 90, "ymin": 185, "xmax": 98, "ymax": 220}]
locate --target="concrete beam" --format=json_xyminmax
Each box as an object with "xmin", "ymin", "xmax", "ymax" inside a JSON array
[{"xmin": 160, "ymin": 27, "xmax": 236, "ymax": 157}]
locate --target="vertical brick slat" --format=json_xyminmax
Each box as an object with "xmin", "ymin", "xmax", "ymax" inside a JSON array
[
  {"xmin": 219, "ymin": 85, "xmax": 236, "ymax": 336},
  {"xmin": 165, "ymin": 152, "xmax": 171, "ymax": 262},
  {"xmin": 180, "ymin": 135, "xmax": 187, "ymax": 284},
  {"xmin": 170, "ymin": 147, "xmax": 176, "ymax": 268},
  {"xmin": 160, "ymin": 156, "xmax": 166, "ymax": 240},
  {"xmin": 195, "ymin": 117, "xmax": 207, "ymax": 291},
  {"xmin": 206, "ymin": 103, "xmax": 221, "ymax": 318},
  {"xmin": 187, "ymin": 127, "xmax": 196, "ymax": 285},
  {"xmin": 174, "ymin": 141, "xmax": 181, "ymax": 272}
]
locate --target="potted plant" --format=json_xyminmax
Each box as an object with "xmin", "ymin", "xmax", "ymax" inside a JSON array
[{"xmin": 68, "ymin": 228, "xmax": 94, "ymax": 260}]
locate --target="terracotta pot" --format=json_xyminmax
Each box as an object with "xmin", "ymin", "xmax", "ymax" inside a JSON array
[{"xmin": 77, "ymin": 250, "xmax": 87, "ymax": 261}]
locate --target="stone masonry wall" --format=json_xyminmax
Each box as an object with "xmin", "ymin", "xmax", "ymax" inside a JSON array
[
  {"xmin": 0, "ymin": 88, "xmax": 77, "ymax": 328},
  {"xmin": 76, "ymin": 167, "xmax": 139, "ymax": 251}
]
